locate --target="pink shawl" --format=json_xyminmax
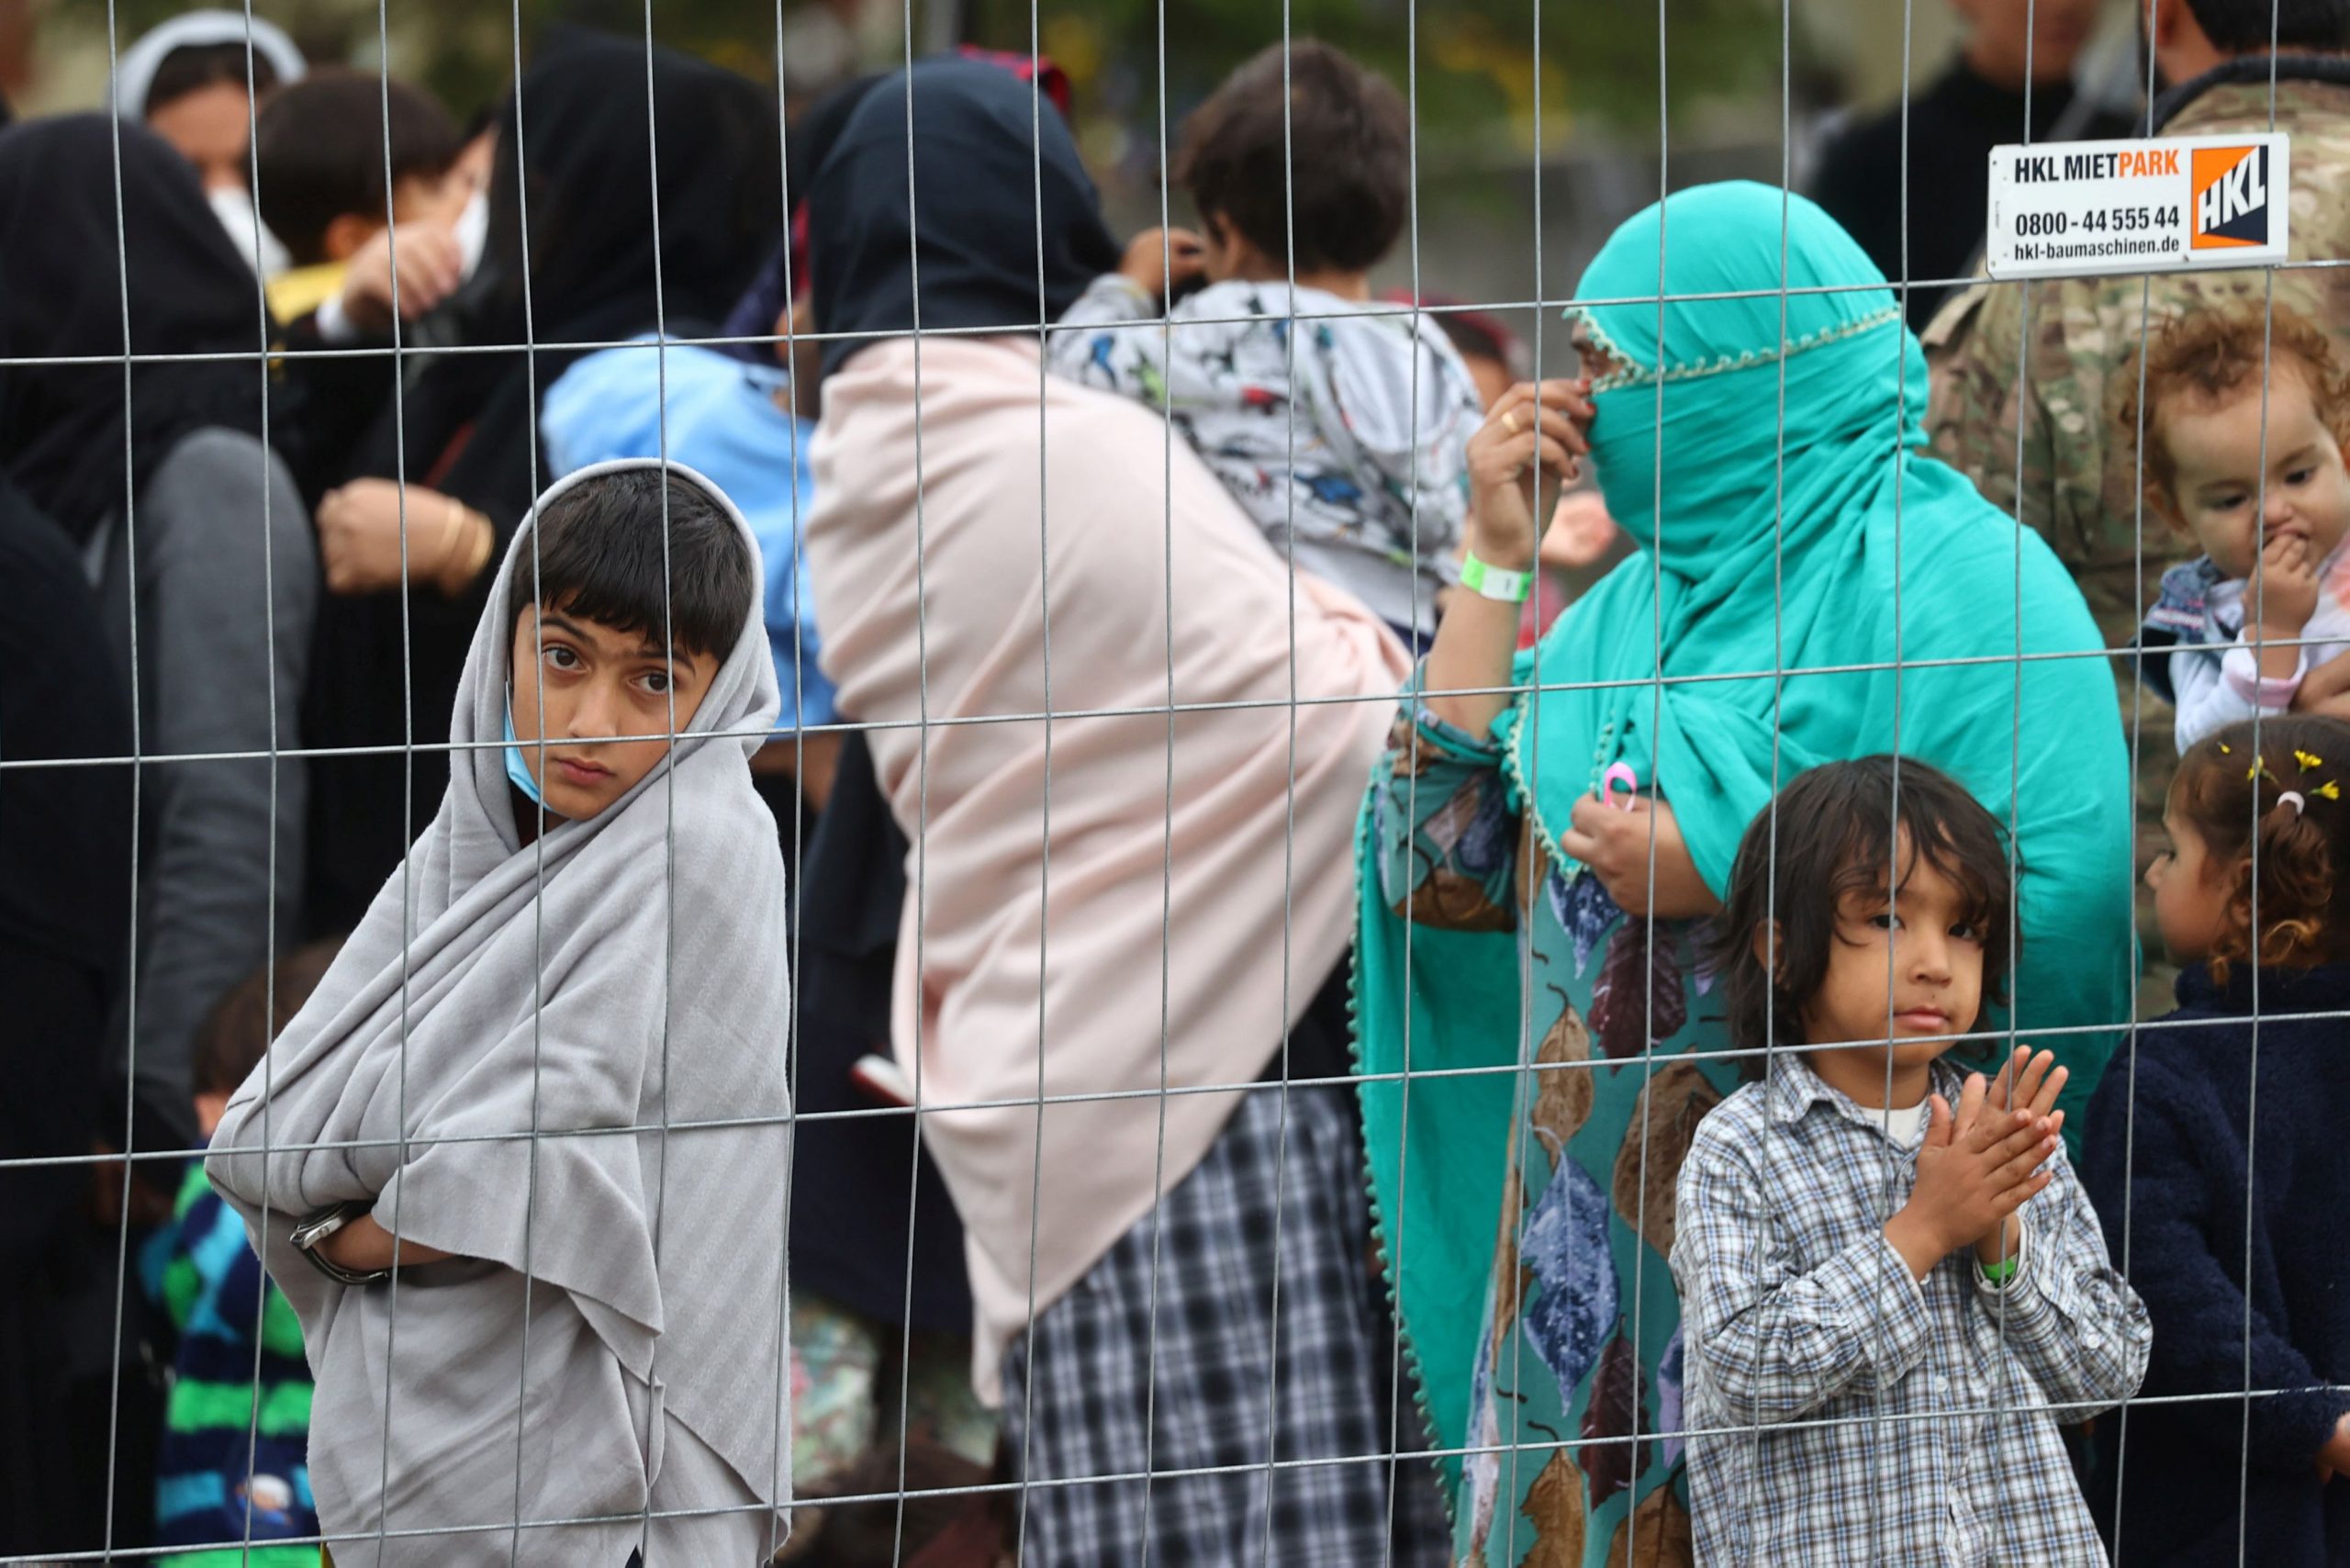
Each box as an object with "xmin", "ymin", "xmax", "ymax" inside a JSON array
[{"xmin": 805, "ymin": 337, "xmax": 1408, "ymax": 1397}]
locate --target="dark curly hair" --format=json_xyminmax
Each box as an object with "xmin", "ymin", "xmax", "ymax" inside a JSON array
[
  {"xmin": 1707, "ymin": 756, "xmax": 2016, "ymax": 1078},
  {"xmin": 2115, "ymin": 304, "xmax": 2350, "ymax": 515},
  {"xmin": 2167, "ymin": 715, "xmax": 2350, "ymax": 982}
]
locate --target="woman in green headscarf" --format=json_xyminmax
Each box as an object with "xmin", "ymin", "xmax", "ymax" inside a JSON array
[{"xmin": 1354, "ymin": 182, "xmax": 2134, "ymax": 1563}]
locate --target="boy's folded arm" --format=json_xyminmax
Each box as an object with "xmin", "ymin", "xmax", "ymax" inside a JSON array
[
  {"xmin": 360, "ymin": 961, "xmax": 670, "ymax": 1340},
  {"xmin": 204, "ymin": 1071, "xmax": 379, "ymax": 1220},
  {"xmin": 1970, "ymin": 1147, "xmax": 2151, "ymax": 1416},
  {"xmin": 1673, "ymin": 1145, "xmax": 1933, "ymax": 1426}
]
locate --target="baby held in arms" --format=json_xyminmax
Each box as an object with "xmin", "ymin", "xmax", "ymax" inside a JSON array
[{"xmin": 2132, "ymin": 306, "xmax": 2350, "ymax": 750}]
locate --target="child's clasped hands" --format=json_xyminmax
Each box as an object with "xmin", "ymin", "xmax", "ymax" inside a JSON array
[{"xmin": 1890, "ymin": 1047, "xmax": 2067, "ymax": 1281}]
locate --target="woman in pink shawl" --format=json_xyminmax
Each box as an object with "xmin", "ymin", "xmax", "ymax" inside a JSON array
[{"xmin": 799, "ymin": 57, "xmax": 1446, "ymax": 1566}]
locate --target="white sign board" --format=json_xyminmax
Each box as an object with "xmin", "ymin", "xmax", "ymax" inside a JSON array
[{"xmin": 1985, "ymin": 132, "xmax": 2290, "ymax": 281}]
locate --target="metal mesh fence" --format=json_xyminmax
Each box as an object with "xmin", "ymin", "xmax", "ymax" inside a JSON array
[{"xmin": 1, "ymin": 0, "xmax": 2344, "ymax": 1562}]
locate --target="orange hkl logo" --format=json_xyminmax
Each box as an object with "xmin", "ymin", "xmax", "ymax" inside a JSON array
[{"xmin": 2192, "ymin": 143, "xmax": 2270, "ymax": 249}]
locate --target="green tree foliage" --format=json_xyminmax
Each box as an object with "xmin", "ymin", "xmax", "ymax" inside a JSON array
[
  {"xmin": 967, "ymin": 0, "xmax": 1793, "ymax": 155},
  {"xmin": 104, "ymin": 0, "xmax": 1791, "ymax": 145}
]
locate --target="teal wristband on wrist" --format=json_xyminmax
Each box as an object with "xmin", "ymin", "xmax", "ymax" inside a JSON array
[{"xmin": 1460, "ymin": 550, "xmax": 1533, "ymax": 604}]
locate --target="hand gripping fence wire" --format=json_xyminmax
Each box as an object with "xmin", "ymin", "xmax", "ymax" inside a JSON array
[{"xmin": 6, "ymin": 0, "xmax": 2344, "ymax": 1563}]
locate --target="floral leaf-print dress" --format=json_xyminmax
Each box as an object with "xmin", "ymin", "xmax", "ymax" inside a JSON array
[{"xmin": 1364, "ymin": 701, "xmax": 1734, "ymax": 1568}]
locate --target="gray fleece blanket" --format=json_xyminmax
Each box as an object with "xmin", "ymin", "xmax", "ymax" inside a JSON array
[{"xmin": 208, "ymin": 459, "xmax": 791, "ymax": 1564}]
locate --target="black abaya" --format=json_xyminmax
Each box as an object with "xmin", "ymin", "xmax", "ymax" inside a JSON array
[{"xmin": 0, "ymin": 479, "xmax": 136, "ymax": 1556}]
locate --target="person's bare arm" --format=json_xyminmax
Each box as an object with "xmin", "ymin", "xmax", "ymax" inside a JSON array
[
  {"xmin": 1422, "ymin": 380, "xmax": 1591, "ymax": 739},
  {"xmin": 1557, "ymin": 792, "xmax": 1721, "ymax": 919},
  {"xmin": 752, "ymin": 729, "xmax": 843, "ymax": 812}
]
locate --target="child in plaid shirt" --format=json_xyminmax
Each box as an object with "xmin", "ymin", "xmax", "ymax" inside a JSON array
[{"xmin": 1670, "ymin": 756, "xmax": 2148, "ymax": 1564}]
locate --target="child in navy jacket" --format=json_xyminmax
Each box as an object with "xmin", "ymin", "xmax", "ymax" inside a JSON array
[{"xmin": 2085, "ymin": 714, "xmax": 2350, "ymax": 1564}]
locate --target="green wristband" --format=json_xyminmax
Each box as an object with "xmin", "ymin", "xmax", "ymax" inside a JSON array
[
  {"xmin": 1460, "ymin": 550, "xmax": 1534, "ymax": 604},
  {"xmin": 1977, "ymin": 1253, "xmax": 2020, "ymax": 1286}
]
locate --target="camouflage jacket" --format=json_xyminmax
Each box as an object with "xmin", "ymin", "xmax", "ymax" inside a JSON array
[{"xmin": 1923, "ymin": 63, "xmax": 2350, "ymax": 650}]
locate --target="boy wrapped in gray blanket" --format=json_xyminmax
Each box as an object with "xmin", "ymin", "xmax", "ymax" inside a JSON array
[{"xmin": 208, "ymin": 460, "xmax": 793, "ymax": 1566}]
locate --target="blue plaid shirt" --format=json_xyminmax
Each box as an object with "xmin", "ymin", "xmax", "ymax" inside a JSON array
[{"xmin": 1670, "ymin": 1053, "xmax": 2149, "ymax": 1565}]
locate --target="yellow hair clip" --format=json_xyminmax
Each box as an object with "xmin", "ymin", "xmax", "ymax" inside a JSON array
[
  {"xmin": 2297, "ymin": 749, "xmax": 2325, "ymax": 772},
  {"xmin": 2219, "ymin": 742, "xmax": 2233, "ymax": 755},
  {"xmin": 2322, "ymin": 780, "xmax": 2344, "ymax": 801}
]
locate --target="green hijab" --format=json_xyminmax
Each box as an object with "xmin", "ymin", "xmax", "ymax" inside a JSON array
[
  {"xmin": 1353, "ymin": 182, "xmax": 2134, "ymax": 1484},
  {"xmin": 1527, "ymin": 179, "xmax": 2039, "ymax": 884}
]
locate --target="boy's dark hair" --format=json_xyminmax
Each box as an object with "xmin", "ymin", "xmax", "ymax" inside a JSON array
[
  {"xmin": 194, "ymin": 939, "xmax": 344, "ymax": 1097},
  {"xmin": 2115, "ymin": 304, "xmax": 2348, "ymax": 510},
  {"xmin": 2187, "ymin": 0, "xmax": 2349, "ymax": 51},
  {"xmin": 1707, "ymin": 756, "xmax": 2016, "ymax": 1078},
  {"xmin": 254, "ymin": 69, "xmax": 460, "ymax": 266},
  {"xmin": 1173, "ymin": 39, "xmax": 1409, "ymax": 276},
  {"xmin": 2169, "ymin": 716, "xmax": 2350, "ymax": 980},
  {"xmin": 145, "ymin": 41, "xmax": 284, "ymax": 115},
  {"xmin": 509, "ymin": 468, "xmax": 754, "ymax": 662}
]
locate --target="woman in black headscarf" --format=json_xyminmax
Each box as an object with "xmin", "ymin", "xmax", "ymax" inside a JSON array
[
  {"xmin": 301, "ymin": 28, "xmax": 785, "ymax": 934},
  {"xmin": 0, "ymin": 115, "xmax": 314, "ymax": 1155},
  {"xmin": 717, "ymin": 53, "xmax": 1076, "ymax": 369},
  {"xmin": 717, "ymin": 68, "xmax": 884, "ymax": 367}
]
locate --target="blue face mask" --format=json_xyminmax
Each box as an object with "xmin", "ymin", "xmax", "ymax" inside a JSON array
[{"xmin": 503, "ymin": 699, "xmax": 545, "ymax": 808}]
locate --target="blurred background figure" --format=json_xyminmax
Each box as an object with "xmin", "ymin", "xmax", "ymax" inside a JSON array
[
  {"xmin": 0, "ymin": 123, "xmax": 316, "ymax": 1554},
  {"xmin": 255, "ymin": 66, "xmax": 477, "ymax": 513},
  {"xmin": 1390, "ymin": 290, "xmax": 1528, "ymax": 410},
  {"xmin": 0, "ymin": 0, "xmax": 29, "ymax": 123},
  {"xmin": 143, "ymin": 942, "xmax": 341, "ymax": 1566},
  {"xmin": 0, "ymin": 479, "xmax": 132, "ymax": 1560},
  {"xmin": 253, "ymin": 67, "xmax": 468, "ymax": 328},
  {"xmin": 0, "ymin": 116, "xmax": 314, "ymax": 1159},
  {"xmin": 1808, "ymin": 0, "xmax": 2136, "ymax": 328},
  {"xmin": 297, "ymin": 28, "xmax": 781, "ymax": 939},
  {"xmin": 113, "ymin": 10, "xmax": 307, "ymax": 271}
]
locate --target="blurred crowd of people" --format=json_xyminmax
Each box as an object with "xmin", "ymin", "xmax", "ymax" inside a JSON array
[{"xmin": 3, "ymin": 0, "xmax": 2350, "ymax": 1563}]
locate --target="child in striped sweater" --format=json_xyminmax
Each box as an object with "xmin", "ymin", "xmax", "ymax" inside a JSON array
[{"xmin": 145, "ymin": 943, "xmax": 338, "ymax": 1563}]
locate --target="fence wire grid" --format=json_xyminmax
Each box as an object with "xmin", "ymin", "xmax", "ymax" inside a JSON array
[{"xmin": 1, "ymin": 0, "xmax": 2343, "ymax": 1564}]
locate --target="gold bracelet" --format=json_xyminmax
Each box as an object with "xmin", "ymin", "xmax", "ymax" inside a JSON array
[
  {"xmin": 431, "ymin": 491, "xmax": 464, "ymax": 578},
  {"xmin": 437, "ymin": 500, "xmax": 492, "ymax": 597}
]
